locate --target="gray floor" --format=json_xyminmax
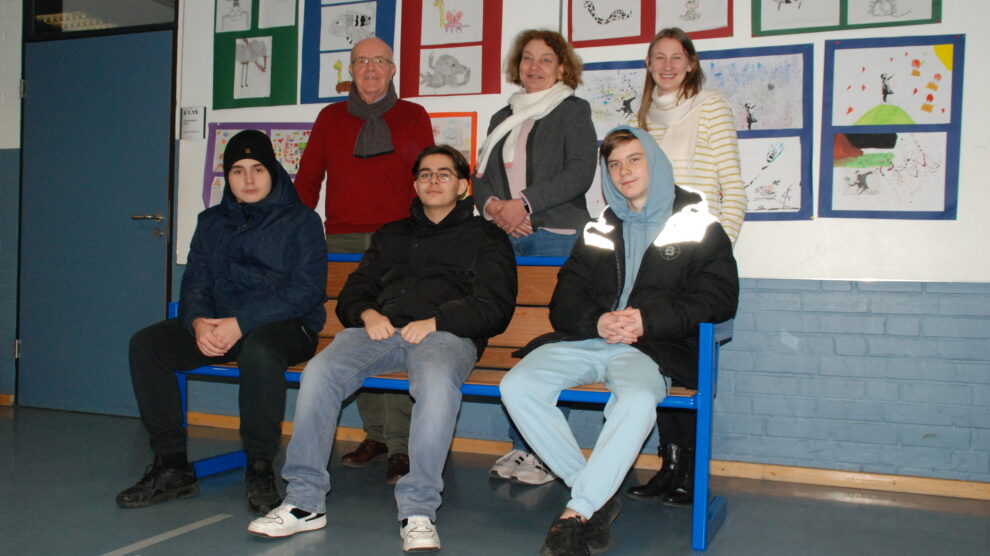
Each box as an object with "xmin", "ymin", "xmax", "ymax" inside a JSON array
[{"xmin": 1, "ymin": 406, "xmax": 988, "ymax": 555}]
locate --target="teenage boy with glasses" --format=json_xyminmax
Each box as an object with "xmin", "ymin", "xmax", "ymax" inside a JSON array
[{"xmin": 249, "ymin": 145, "xmax": 517, "ymax": 553}]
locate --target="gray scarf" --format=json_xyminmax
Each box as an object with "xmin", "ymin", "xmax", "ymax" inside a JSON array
[{"xmin": 347, "ymin": 81, "xmax": 398, "ymax": 158}]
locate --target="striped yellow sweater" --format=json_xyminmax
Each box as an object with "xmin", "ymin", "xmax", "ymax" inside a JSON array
[{"xmin": 642, "ymin": 92, "xmax": 746, "ymax": 244}]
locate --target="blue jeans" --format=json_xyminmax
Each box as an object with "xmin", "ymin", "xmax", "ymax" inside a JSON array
[
  {"xmin": 501, "ymin": 339, "xmax": 669, "ymax": 519},
  {"xmin": 282, "ymin": 327, "xmax": 476, "ymax": 521},
  {"xmin": 508, "ymin": 229, "xmax": 578, "ymax": 258}
]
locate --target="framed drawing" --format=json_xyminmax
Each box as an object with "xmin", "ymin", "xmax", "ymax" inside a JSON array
[
  {"xmin": 700, "ymin": 44, "xmax": 814, "ymax": 220},
  {"xmin": 429, "ymin": 112, "xmax": 478, "ymax": 173},
  {"xmin": 202, "ymin": 122, "xmax": 312, "ymax": 208},
  {"xmin": 300, "ymin": 0, "xmax": 398, "ymax": 105},
  {"xmin": 576, "ymin": 61, "xmax": 647, "ymax": 140},
  {"xmin": 818, "ymin": 34, "xmax": 965, "ymax": 219},
  {"xmin": 569, "ymin": 0, "xmax": 732, "ymax": 48},
  {"xmin": 399, "ymin": 0, "xmax": 502, "ymax": 98},
  {"xmin": 213, "ymin": 0, "xmax": 298, "ymax": 109},
  {"xmin": 753, "ymin": 0, "xmax": 942, "ymax": 37}
]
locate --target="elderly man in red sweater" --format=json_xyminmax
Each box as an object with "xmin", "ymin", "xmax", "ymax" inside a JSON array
[{"xmin": 294, "ymin": 36, "xmax": 434, "ymax": 485}]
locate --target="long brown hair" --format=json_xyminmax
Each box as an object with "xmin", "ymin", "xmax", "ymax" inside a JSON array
[
  {"xmin": 637, "ymin": 28, "xmax": 705, "ymax": 129},
  {"xmin": 505, "ymin": 29, "xmax": 583, "ymax": 89}
]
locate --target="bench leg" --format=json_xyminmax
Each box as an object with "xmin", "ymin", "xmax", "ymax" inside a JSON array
[
  {"xmin": 176, "ymin": 370, "xmax": 248, "ymax": 478},
  {"xmin": 691, "ymin": 324, "xmax": 727, "ymax": 551},
  {"xmin": 193, "ymin": 450, "xmax": 248, "ymax": 478}
]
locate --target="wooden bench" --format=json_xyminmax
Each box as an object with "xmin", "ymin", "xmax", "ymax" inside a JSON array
[{"xmin": 173, "ymin": 253, "xmax": 731, "ymax": 550}]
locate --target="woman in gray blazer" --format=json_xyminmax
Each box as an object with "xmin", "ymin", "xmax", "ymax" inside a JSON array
[{"xmin": 473, "ymin": 29, "xmax": 597, "ymax": 258}]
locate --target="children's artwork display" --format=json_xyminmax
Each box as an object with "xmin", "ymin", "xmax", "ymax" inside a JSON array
[
  {"xmin": 818, "ymin": 34, "xmax": 964, "ymax": 219},
  {"xmin": 580, "ymin": 44, "xmax": 811, "ymax": 220},
  {"xmin": 202, "ymin": 122, "xmax": 312, "ymax": 208},
  {"xmin": 753, "ymin": 0, "xmax": 941, "ymax": 36},
  {"xmin": 429, "ymin": 112, "xmax": 477, "ymax": 173},
  {"xmin": 576, "ymin": 61, "xmax": 647, "ymax": 140},
  {"xmin": 399, "ymin": 1, "xmax": 502, "ymax": 98},
  {"xmin": 700, "ymin": 44, "xmax": 814, "ymax": 220},
  {"xmin": 569, "ymin": 0, "xmax": 732, "ymax": 48},
  {"xmin": 300, "ymin": 0, "xmax": 397, "ymax": 104},
  {"xmin": 213, "ymin": 0, "xmax": 298, "ymax": 109}
]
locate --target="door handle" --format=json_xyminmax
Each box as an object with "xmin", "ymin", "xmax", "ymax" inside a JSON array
[{"xmin": 131, "ymin": 213, "xmax": 164, "ymax": 222}]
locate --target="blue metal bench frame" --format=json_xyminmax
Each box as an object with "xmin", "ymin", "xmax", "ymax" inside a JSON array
[{"xmin": 170, "ymin": 254, "xmax": 729, "ymax": 550}]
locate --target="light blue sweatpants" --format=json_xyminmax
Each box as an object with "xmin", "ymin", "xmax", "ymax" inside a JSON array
[{"xmin": 500, "ymin": 339, "xmax": 669, "ymax": 519}]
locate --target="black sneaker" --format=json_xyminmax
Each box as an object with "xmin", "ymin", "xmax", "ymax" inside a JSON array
[
  {"xmin": 585, "ymin": 497, "xmax": 621, "ymax": 554},
  {"xmin": 116, "ymin": 458, "xmax": 199, "ymax": 508},
  {"xmin": 539, "ymin": 515, "xmax": 590, "ymax": 556},
  {"xmin": 245, "ymin": 459, "xmax": 282, "ymax": 514}
]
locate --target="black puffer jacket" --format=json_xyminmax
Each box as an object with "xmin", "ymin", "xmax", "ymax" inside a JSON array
[
  {"xmin": 337, "ymin": 197, "xmax": 517, "ymax": 357},
  {"xmin": 179, "ymin": 163, "xmax": 327, "ymax": 336},
  {"xmin": 522, "ymin": 187, "xmax": 738, "ymax": 388}
]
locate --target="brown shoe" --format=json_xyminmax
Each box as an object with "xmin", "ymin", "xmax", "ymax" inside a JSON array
[
  {"xmin": 385, "ymin": 453, "xmax": 409, "ymax": 485},
  {"xmin": 340, "ymin": 439, "xmax": 388, "ymax": 468}
]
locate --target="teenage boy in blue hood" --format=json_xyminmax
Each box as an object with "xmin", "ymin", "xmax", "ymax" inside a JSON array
[
  {"xmin": 501, "ymin": 126, "xmax": 738, "ymax": 556},
  {"xmin": 117, "ymin": 130, "xmax": 327, "ymax": 515}
]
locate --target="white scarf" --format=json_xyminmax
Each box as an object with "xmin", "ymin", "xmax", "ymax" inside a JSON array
[
  {"xmin": 645, "ymin": 88, "xmax": 718, "ymax": 172},
  {"xmin": 475, "ymin": 82, "xmax": 574, "ymax": 177}
]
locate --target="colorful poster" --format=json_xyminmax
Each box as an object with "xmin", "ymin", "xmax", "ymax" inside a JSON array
[
  {"xmin": 569, "ymin": 0, "xmax": 732, "ymax": 48},
  {"xmin": 202, "ymin": 123, "xmax": 312, "ymax": 208},
  {"xmin": 819, "ymin": 34, "xmax": 965, "ymax": 219},
  {"xmin": 753, "ymin": 0, "xmax": 942, "ymax": 36},
  {"xmin": 213, "ymin": 0, "xmax": 297, "ymax": 109},
  {"xmin": 300, "ymin": 0, "xmax": 397, "ymax": 105},
  {"xmin": 399, "ymin": 0, "xmax": 502, "ymax": 98}
]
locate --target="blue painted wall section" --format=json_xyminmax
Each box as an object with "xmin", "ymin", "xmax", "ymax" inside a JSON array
[
  {"xmin": 0, "ymin": 148, "xmax": 18, "ymax": 395},
  {"xmin": 714, "ymin": 278, "xmax": 990, "ymax": 483},
  {"xmin": 183, "ymin": 277, "xmax": 990, "ymax": 483}
]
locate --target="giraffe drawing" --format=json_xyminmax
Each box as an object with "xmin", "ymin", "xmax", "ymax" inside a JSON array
[{"xmin": 333, "ymin": 59, "xmax": 352, "ymax": 93}]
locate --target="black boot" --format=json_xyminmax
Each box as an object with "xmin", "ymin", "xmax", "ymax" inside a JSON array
[
  {"xmin": 245, "ymin": 459, "xmax": 282, "ymax": 514},
  {"xmin": 661, "ymin": 445, "xmax": 695, "ymax": 507},
  {"xmin": 626, "ymin": 443, "xmax": 681, "ymax": 500}
]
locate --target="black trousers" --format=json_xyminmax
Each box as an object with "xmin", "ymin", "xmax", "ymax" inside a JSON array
[
  {"xmin": 657, "ymin": 407, "xmax": 696, "ymax": 448},
  {"xmin": 129, "ymin": 318, "xmax": 318, "ymax": 461}
]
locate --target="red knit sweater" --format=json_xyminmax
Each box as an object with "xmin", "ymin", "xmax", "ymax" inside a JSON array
[{"xmin": 294, "ymin": 99, "xmax": 435, "ymax": 234}]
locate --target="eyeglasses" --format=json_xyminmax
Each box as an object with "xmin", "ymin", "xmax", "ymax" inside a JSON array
[
  {"xmin": 416, "ymin": 171, "xmax": 456, "ymax": 183},
  {"xmin": 352, "ymin": 56, "xmax": 394, "ymax": 67}
]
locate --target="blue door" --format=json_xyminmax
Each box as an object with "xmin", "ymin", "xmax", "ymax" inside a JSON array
[{"xmin": 19, "ymin": 31, "xmax": 173, "ymax": 415}]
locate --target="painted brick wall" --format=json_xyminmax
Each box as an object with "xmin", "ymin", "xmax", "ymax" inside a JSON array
[{"xmin": 713, "ymin": 278, "xmax": 990, "ymax": 483}]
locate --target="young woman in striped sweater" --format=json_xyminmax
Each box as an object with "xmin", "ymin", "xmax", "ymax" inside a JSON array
[{"xmin": 627, "ymin": 27, "xmax": 745, "ymax": 506}]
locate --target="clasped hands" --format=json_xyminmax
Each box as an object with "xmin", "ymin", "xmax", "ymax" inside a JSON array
[
  {"xmin": 486, "ymin": 198, "xmax": 532, "ymax": 238},
  {"xmin": 597, "ymin": 308, "xmax": 644, "ymax": 345},
  {"xmin": 193, "ymin": 317, "xmax": 243, "ymax": 357},
  {"xmin": 361, "ymin": 309, "xmax": 436, "ymax": 344}
]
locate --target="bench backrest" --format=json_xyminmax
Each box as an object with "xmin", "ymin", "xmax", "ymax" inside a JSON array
[{"xmin": 321, "ymin": 255, "xmax": 562, "ymax": 372}]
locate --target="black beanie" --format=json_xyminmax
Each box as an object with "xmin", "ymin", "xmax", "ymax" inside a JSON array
[{"xmin": 223, "ymin": 129, "xmax": 279, "ymax": 182}]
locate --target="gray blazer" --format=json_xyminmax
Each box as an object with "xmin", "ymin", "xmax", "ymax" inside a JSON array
[{"xmin": 472, "ymin": 96, "xmax": 598, "ymax": 231}]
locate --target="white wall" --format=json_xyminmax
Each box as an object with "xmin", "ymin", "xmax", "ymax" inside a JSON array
[
  {"xmin": 0, "ymin": 0, "xmax": 21, "ymax": 149},
  {"xmin": 175, "ymin": 1, "xmax": 990, "ymax": 282}
]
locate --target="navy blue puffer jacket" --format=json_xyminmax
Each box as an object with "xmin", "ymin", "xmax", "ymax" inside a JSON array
[{"xmin": 178, "ymin": 162, "xmax": 327, "ymax": 335}]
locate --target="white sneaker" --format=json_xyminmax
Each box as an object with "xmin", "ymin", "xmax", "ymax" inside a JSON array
[
  {"xmin": 248, "ymin": 503, "xmax": 327, "ymax": 538},
  {"xmin": 512, "ymin": 453, "xmax": 557, "ymax": 485},
  {"xmin": 400, "ymin": 515, "xmax": 441, "ymax": 552},
  {"xmin": 490, "ymin": 449, "xmax": 528, "ymax": 479}
]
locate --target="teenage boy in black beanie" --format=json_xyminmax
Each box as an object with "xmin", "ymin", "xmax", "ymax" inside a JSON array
[{"xmin": 116, "ymin": 130, "xmax": 327, "ymax": 514}]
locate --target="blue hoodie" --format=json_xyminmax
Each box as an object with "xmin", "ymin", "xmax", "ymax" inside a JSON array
[{"xmin": 599, "ymin": 126, "xmax": 676, "ymax": 309}]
